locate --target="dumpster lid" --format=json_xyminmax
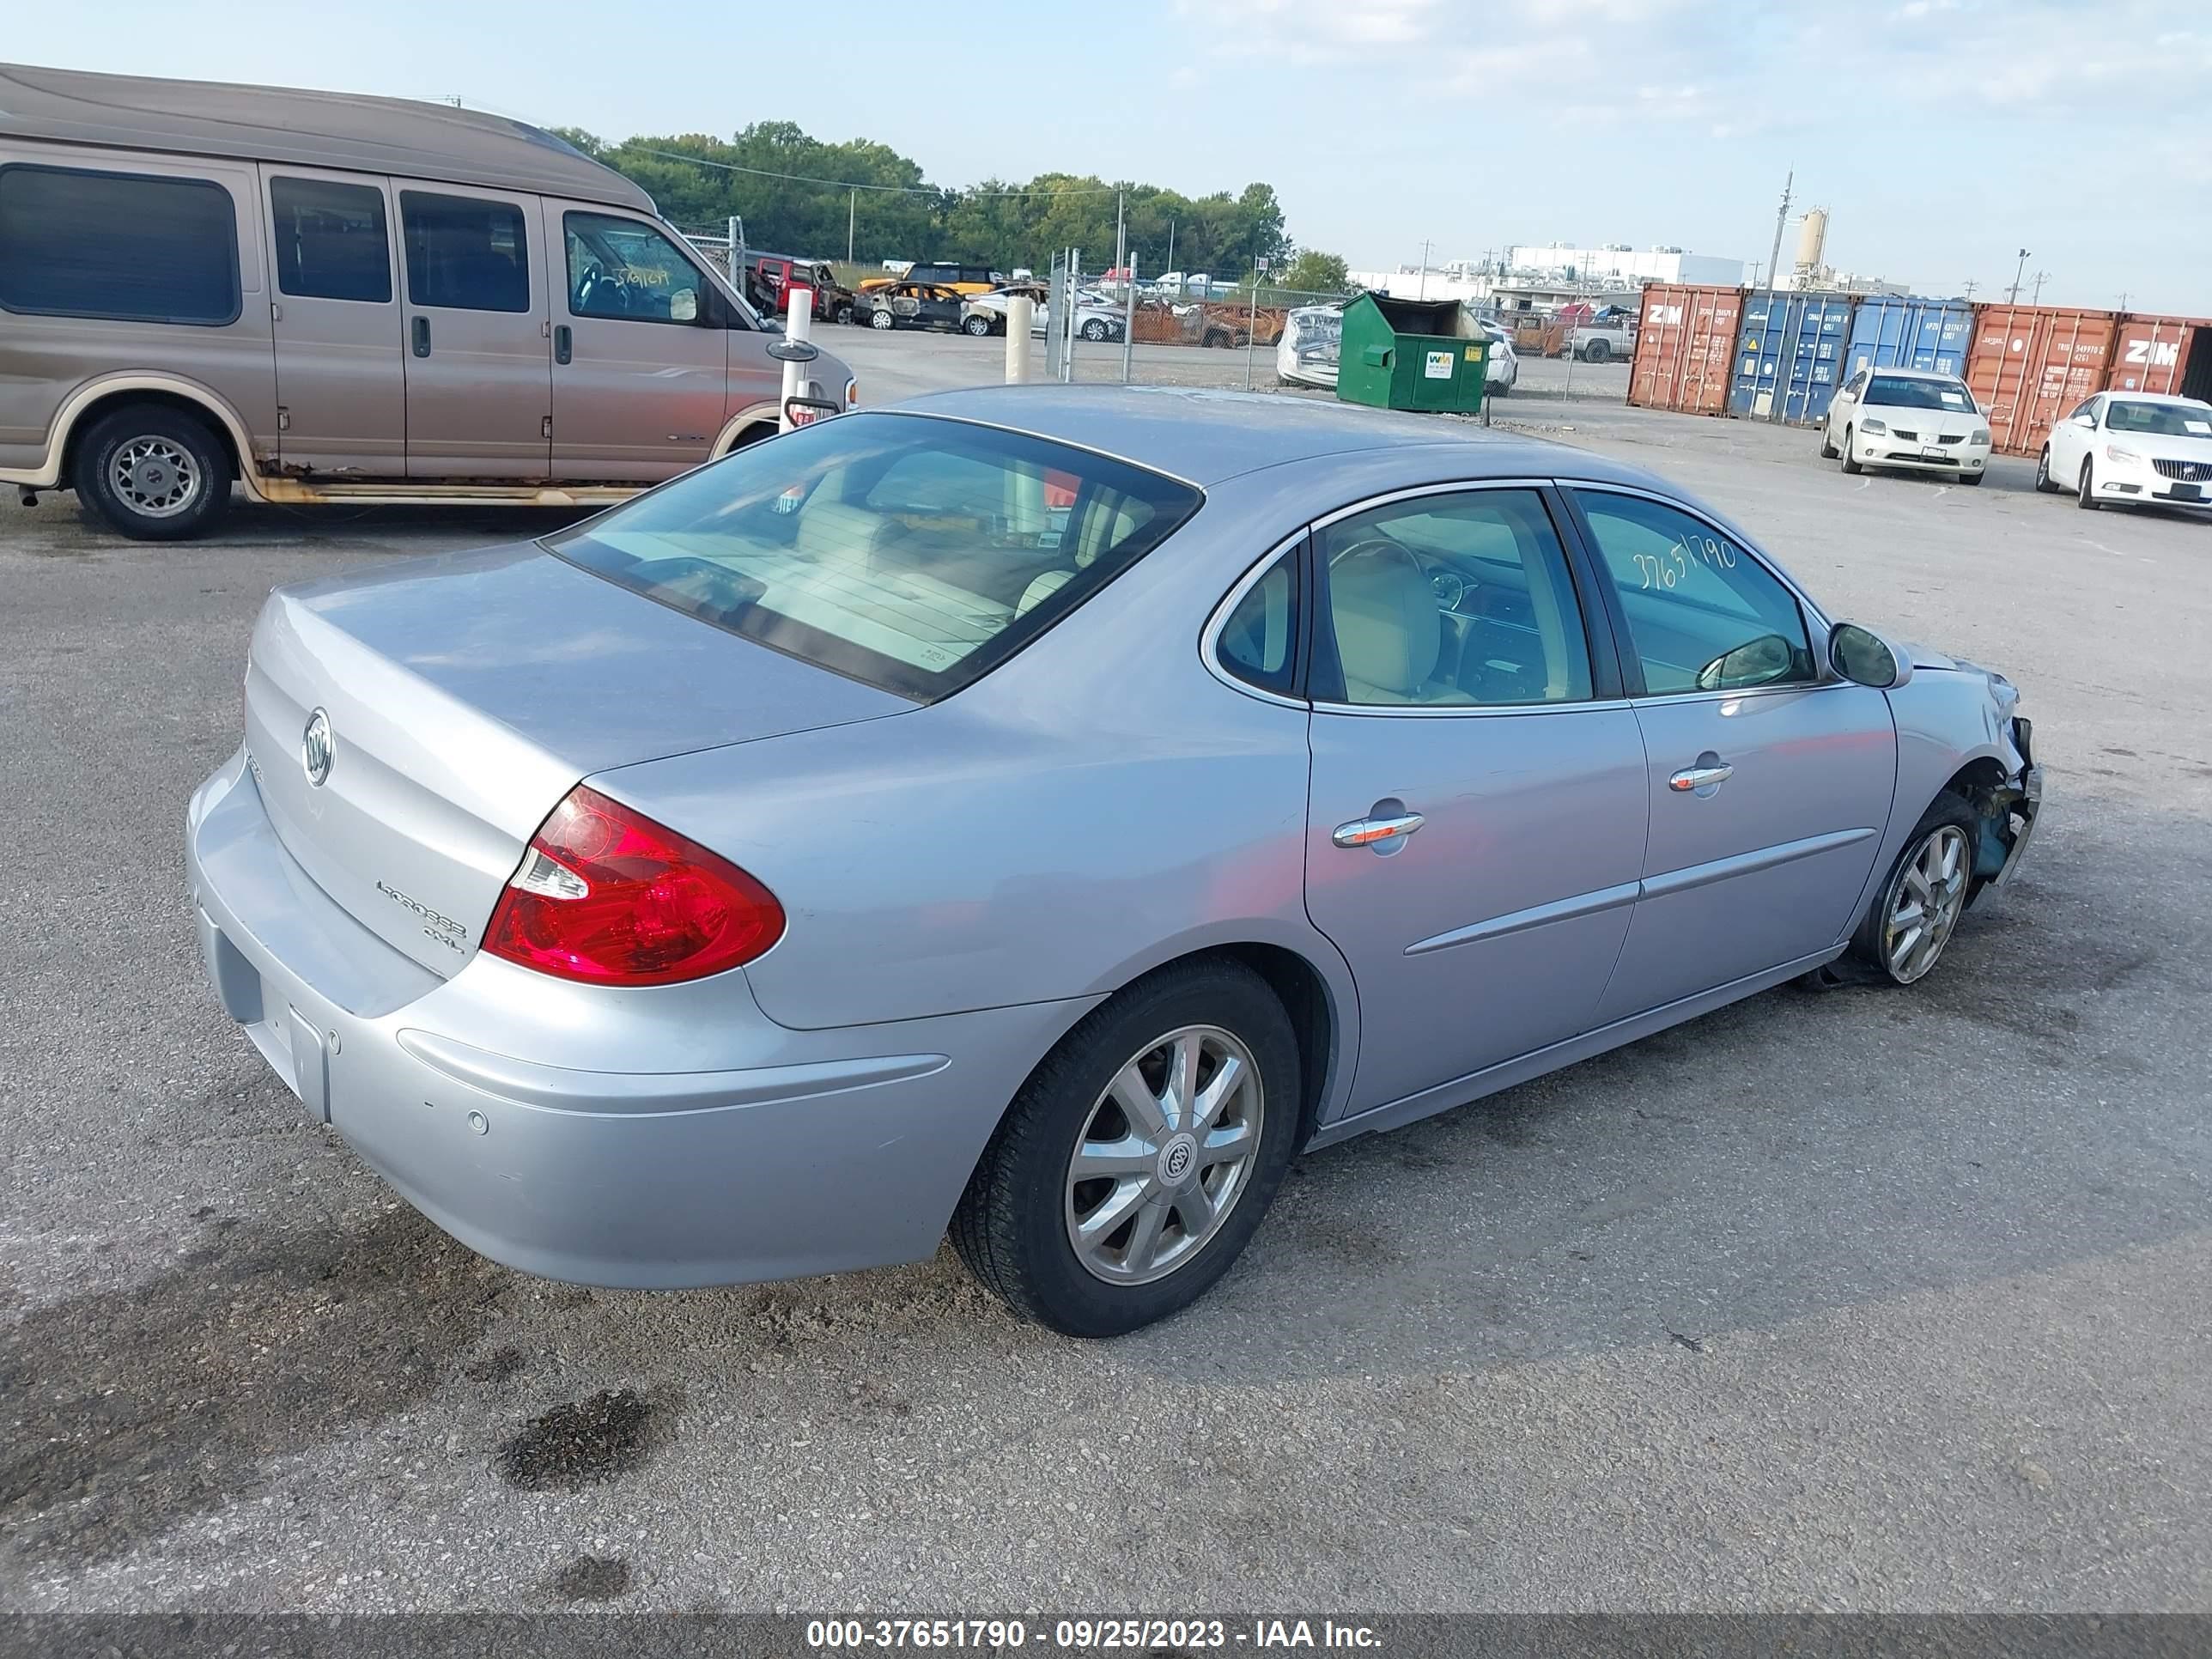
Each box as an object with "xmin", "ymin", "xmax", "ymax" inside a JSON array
[{"xmin": 1354, "ymin": 292, "xmax": 1482, "ymax": 339}]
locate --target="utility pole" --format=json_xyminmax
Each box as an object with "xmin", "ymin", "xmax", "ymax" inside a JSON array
[
  {"xmin": 2118, "ymin": 290, "xmax": 2130, "ymax": 310},
  {"xmin": 1962, "ymin": 278, "xmax": 1978, "ymax": 301},
  {"xmin": 1418, "ymin": 239, "xmax": 1431, "ymax": 301},
  {"xmin": 1114, "ymin": 187, "xmax": 1127, "ymax": 286},
  {"xmin": 1761, "ymin": 169, "xmax": 1793, "ymax": 320},
  {"xmin": 2030, "ymin": 270, "xmax": 2050, "ymax": 306},
  {"xmin": 2008, "ymin": 247, "xmax": 2031, "ymax": 305},
  {"xmin": 848, "ymin": 188, "xmax": 856, "ymax": 264}
]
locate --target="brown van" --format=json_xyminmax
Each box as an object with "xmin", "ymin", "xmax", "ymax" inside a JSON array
[{"xmin": 0, "ymin": 64, "xmax": 857, "ymax": 540}]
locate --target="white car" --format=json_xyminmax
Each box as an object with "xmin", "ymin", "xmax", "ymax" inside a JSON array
[
  {"xmin": 962, "ymin": 289, "xmax": 1125, "ymax": 343},
  {"xmin": 1822, "ymin": 366, "xmax": 1991, "ymax": 483},
  {"xmin": 1275, "ymin": 303, "xmax": 1343, "ymax": 388},
  {"xmin": 2037, "ymin": 391, "xmax": 2212, "ymax": 512},
  {"xmin": 1480, "ymin": 323, "xmax": 1519, "ymax": 395}
]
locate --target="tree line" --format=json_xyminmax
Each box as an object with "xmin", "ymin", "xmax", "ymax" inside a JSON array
[{"xmin": 555, "ymin": 123, "xmax": 1297, "ymax": 280}]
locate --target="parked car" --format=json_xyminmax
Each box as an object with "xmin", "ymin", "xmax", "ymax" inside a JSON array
[
  {"xmin": 1567, "ymin": 319, "xmax": 1634, "ymax": 362},
  {"xmin": 1276, "ymin": 303, "xmax": 1344, "ymax": 388},
  {"xmin": 859, "ymin": 260, "xmax": 1003, "ymax": 297},
  {"xmin": 185, "ymin": 387, "xmax": 2041, "ymax": 1336},
  {"xmin": 1479, "ymin": 322, "xmax": 1519, "ymax": 394},
  {"xmin": 859, "ymin": 281, "xmax": 967, "ymax": 332},
  {"xmin": 2036, "ymin": 392, "xmax": 2212, "ymax": 511},
  {"xmin": 741, "ymin": 253, "xmax": 857, "ymax": 325},
  {"xmin": 0, "ymin": 63, "xmax": 854, "ymax": 542},
  {"xmin": 1822, "ymin": 367, "xmax": 1991, "ymax": 483},
  {"xmin": 963, "ymin": 287, "xmax": 1125, "ymax": 342}
]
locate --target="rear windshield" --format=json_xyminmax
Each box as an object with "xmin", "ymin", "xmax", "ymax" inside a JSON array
[
  {"xmin": 543, "ymin": 412, "xmax": 1202, "ymax": 701},
  {"xmin": 1866, "ymin": 374, "xmax": 1973, "ymax": 411},
  {"xmin": 2105, "ymin": 400, "xmax": 2212, "ymax": 437}
]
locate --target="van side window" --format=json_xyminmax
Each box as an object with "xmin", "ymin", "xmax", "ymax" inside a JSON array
[
  {"xmin": 399, "ymin": 191, "xmax": 529, "ymax": 313},
  {"xmin": 0, "ymin": 164, "xmax": 240, "ymax": 325},
  {"xmin": 270, "ymin": 178, "xmax": 391, "ymax": 304}
]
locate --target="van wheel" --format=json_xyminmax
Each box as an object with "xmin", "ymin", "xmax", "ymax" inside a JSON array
[
  {"xmin": 951, "ymin": 957, "xmax": 1299, "ymax": 1337},
  {"xmin": 73, "ymin": 404, "xmax": 231, "ymax": 542}
]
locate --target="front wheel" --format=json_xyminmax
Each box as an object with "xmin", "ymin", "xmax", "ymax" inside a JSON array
[
  {"xmin": 962, "ymin": 313, "xmax": 994, "ymax": 337},
  {"xmin": 869, "ymin": 308, "xmax": 895, "ymax": 330},
  {"xmin": 72, "ymin": 404, "xmax": 232, "ymax": 542},
  {"xmin": 1961, "ymin": 470, "xmax": 1984, "ymax": 486},
  {"xmin": 834, "ymin": 304, "xmax": 854, "ymax": 325},
  {"xmin": 1080, "ymin": 318, "xmax": 1110, "ymax": 342},
  {"xmin": 1850, "ymin": 793, "xmax": 1978, "ymax": 986},
  {"xmin": 2077, "ymin": 458, "xmax": 2100, "ymax": 509},
  {"xmin": 1819, "ymin": 424, "xmax": 1839, "ymax": 460},
  {"xmin": 951, "ymin": 958, "xmax": 1300, "ymax": 1337},
  {"xmin": 1840, "ymin": 426, "xmax": 1863, "ymax": 475}
]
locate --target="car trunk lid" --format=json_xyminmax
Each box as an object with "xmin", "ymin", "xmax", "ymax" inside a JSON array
[{"xmin": 243, "ymin": 543, "xmax": 910, "ymax": 975}]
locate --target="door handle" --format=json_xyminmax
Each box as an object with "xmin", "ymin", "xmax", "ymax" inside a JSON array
[
  {"xmin": 411, "ymin": 316, "xmax": 431, "ymax": 358},
  {"xmin": 1333, "ymin": 811, "xmax": 1425, "ymax": 848},
  {"xmin": 554, "ymin": 324, "xmax": 572, "ymax": 365},
  {"xmin": 1669, "ymin": 761, "xmax": 1735, "ymax": 792}
]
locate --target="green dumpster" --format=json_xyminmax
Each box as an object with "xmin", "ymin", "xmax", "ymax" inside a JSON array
[{"xmin": 1334, "ymin": 292, "xmax": 1488, "ymax": 415}]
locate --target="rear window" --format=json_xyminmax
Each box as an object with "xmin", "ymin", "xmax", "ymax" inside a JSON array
[
  {"xmin": 543, "ymin": 412, "xmax": 1203, "ymax": 701},
  {"xmin": 0, "ymin": 164, "xmax": 240, "ymax": 325}
]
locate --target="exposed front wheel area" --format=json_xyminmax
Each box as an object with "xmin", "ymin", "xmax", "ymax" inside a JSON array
[
  {"xmin": 1851, "ymin": 794, "xmax": 1979, "ymax": 986},
  {"xmin": 71, "ymin": 404, "xmax": 231, "ymax": 541},
  {"xmin": 952, "ymin": 959, "xmax": 1299, "ymax": 1336}
]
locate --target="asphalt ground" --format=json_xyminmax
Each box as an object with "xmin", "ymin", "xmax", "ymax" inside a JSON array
[{"xmin": 3, "ymin": 335, "xmax": 2209, "ymax": 1617}]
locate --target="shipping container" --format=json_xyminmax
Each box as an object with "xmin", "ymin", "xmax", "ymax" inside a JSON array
[
  {"xmin": 1627, "ymin": 284, "xmax": 1744, "ymax": 416},
  {"xmin": 1844, "ymin": 295, "xmax": 1974, "ymax": 381},
  {"xmin": 2104, "ymin": 313, "xmax": 2212, "ymax": 401},
  {"xmin": 1965, "ymin": 305, "xmax": 2121, "ymax": 458},
  {"xmin": 1729, "ymin": 291, "xmax": 1856, "ymax": 425}
]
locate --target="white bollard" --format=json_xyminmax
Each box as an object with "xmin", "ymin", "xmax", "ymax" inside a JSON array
[
  {"xmin": 1005, "ymin": 297, "xmax": 1034, "ymax": 383},
  {"xmin": 777, "ymin": 285, "xmax": 816, "ymax": 432}
]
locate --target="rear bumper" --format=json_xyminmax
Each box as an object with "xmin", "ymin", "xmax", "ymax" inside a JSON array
[{"xmin": 185, "ymin": 752, "xmax": 1091, "ymax": 1287}]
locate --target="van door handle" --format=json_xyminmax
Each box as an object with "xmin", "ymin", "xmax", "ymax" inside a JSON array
[
  {"xmin": 554, "ymin": 325, "xmax": 572, "ymax": 365},
  {"xmin": 411, "ymin": 316, "xmax": 431, "ymax": 357}
]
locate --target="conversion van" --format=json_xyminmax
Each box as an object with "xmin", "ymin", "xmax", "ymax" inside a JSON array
[{"xmin": 0, "ymin": 64, "xmax": 857, "ymax": 540}]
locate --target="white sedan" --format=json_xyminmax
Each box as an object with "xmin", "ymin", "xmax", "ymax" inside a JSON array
[
  {"xmin": 1480, "ymin": 323, "xmax": 1519, "ymax": 395},
  {"xmin": 1821, "ymin": 366, "xmax": 1991, "ymax": 483},
  {"xmin": 2037, "ymin": 392, "xmax": 2212, "ymax": 512},
  {"xmin": 963, "ymin": 289, "xmax": 1125, "ymax": 342}
]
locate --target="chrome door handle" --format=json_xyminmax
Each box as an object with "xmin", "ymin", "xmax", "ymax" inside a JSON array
[
  {"xmin": 1334, "ymin": 812, "xmax": 1425, "ymax": 848},
  {"xmin": 1668, "ymin": 763, "xmax": 1734, "ymax": 792}
]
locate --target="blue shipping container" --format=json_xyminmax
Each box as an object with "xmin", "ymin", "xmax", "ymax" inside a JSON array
[
  {"xmin": 1729, "ymin": 292, "xmax": 1856, "ymax": 425},
  {"xmin": 1842, "ymin": 295, "xmax": 1975, "ymax": 381}
]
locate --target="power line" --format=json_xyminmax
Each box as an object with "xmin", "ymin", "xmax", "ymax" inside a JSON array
[{"xmin": 626, "ymin": 146, "xmax": 1125, "ymax": 199}]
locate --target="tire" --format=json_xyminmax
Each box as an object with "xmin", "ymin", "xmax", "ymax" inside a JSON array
[
  {"xmin": 1961, "ymin": 470, "xmax": 1984, "ymax": 486},
  {"xmin": 1584, "ymin": 339, "xmax": 1610, "ymax": 364},
  {"xmin": 71, "ymin": 404, "xmax": 231, "ymax": 542},
  {"xmin": 1850, "ymin": 792, "xmax": 1979, "ymax": 987},
  {"xmin": 951, "ymin": 958, "xmax": 1300, "ymax": 1337},
  {"xmin": 869, "ymin": 308, "xmax": 895, "ymax": 330},
  {"xmin": 1202, "ymin": 329, "xmax": 1231, "ymax": 349},
  {"xmin": 963, "ymin": 313, "xmax": 994, "ymax": 337},
  {"xmin": 1080, "ymin": 319, "xmax": 1109, "ymax": 342},
  {"xmin": 1840, "ymin": 426, "xmax": 1863, "ymax": 475},
  {"xmin": 1819, "ymin": 424, "xmax": 1839, "ymax": 460},
  {"xmin": 834, "ymin": 304, "xmax": 854, "ymax": 326},
  {"xmin": 2077, "ymin": 458, "xmax": 2099, "ymax": 509},
  {"xmin": 2033, "ymin": 447, "xmax": 2057, "ymax": 492}
]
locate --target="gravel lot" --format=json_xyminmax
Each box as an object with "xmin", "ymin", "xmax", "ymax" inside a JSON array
[{"xmin": 3, "ymin": 334, "xmax": 2209, "ymax": 1616}]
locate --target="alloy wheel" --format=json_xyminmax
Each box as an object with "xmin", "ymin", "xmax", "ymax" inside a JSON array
[
  {"xmin": 109, "ymin": 436, "xmax": 202, "ymax": 519},
  {"xmin": 1883, "ymin": 823, "xmax": 1970, "ymax": 983},
  {"xmin": 1063, "ymin": 1024, "xmax": 1263, "ymax": 1286}
]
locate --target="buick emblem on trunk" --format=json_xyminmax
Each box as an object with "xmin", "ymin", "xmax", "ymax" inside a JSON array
[{"xmin": 301, "ymin": 708, "xmax": 334, "ymax": 787}]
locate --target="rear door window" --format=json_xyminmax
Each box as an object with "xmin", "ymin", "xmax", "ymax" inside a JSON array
[
  {"xmin": 0, "ymin": 164, "xmax": 240, "ymax": 325},
  {"xmin": 399, "ymin": 191, "xmax": 530, "ymax": 313},
  {"xmin": 542, "ymin": 412, "xmax": 1203, "ymax": 700},
  {"xmin": 270, "ymin": 177, "xmax": 392, "ymax": 303}
]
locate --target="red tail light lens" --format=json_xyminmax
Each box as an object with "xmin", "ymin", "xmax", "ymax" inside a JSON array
[{"xmin": 483, "ymin": 787, "xmax": 783, "ymax": 986}]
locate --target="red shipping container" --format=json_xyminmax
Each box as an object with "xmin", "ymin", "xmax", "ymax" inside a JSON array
[
  {"xmin": 2104, "ymin": 313, "xmax": 2211, "ymax": 398},
  {"xmin": 1965, "ymin": 305, "xmax": 2119, "ymax": 457},
  {"xmin": 1629, "ymin": 284, "xmax": 1744, "ymax": 416}
]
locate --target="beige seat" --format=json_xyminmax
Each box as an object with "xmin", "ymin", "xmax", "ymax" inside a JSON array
[
  {"xmin": 1331, "ymin": 540, "xmax": 1455, "ymax": 704},
  {"xmin": 794, "ymin": 499, "xmax": 909, "ymax": 568}
]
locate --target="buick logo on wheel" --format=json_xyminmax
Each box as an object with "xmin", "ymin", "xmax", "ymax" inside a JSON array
[
  {"xmin": 1158, "ymin": 1132, "xmax": 1197, "ymax": 1185},
  {"xmin": 301, "ymin": 708, "xmax": 335, "ymax": 787}
]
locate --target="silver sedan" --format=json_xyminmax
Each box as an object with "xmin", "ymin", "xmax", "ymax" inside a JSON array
[{"xmin": 186, "ymin": 387, "xmax": 2042, "ymax": 1335}]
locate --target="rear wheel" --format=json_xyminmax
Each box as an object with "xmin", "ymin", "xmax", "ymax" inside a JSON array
[
  {"xmin": 1850, "ymin": 793, "xmax": 1978, "ymax": 987},
  {"xmin": 1840, "ymin": 426, "xmax": 1863, "ymax": 475},
  {"xmin": 834, "ymin": 303, "xmax": 854, "ymax": 325},
  {"xmin": 1584, "ymin": 339, "xmax": 1610, "ymax": 363},
  {"xmin": 2078, "ymin": 458, "xmax": 2100, "ymax": 508},
  {"xmin": 951, "ymin": 958, "xmax": 1299, "ymax": 1337},
  {"xmin": 72, "ymin": 404, "xmax": 231, "ymax": 542},
  {"xmin": 1080, "ymin": 318, "xmax": 1110, "ymax": 342}
]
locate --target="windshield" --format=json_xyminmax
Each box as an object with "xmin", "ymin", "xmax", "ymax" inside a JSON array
[
  {"xmin": 2105, "ymin": 400, "xmax": 2212, "ymax": 438},
  {"xmin": 1865, "ymin": 375, "xmax": 1975, "ymax": 411},
  {"xmin": 543, "ymin": 413, "xmax": 1202, "ymax": 701}
]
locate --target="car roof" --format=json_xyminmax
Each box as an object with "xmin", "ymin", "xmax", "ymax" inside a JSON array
[
  {"xmin": 892, "ymin": 384, "xmax": 1671, "ymax": 492},
  {"xmin": 0, "ymin": 61, "xmax": 655, "ymax": 214}
]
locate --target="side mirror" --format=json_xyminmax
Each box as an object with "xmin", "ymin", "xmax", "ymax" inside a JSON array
[
  {"xmin": 2072, "ymin": 413, "xmax": 2096, "ymax": 428},
  {"xmin": 1829, "ymin": 622, "xmax": 1911, "ymax": 690}
]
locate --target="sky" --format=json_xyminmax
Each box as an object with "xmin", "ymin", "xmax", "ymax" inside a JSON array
[{"xmin": 18, "ymin": 0, "xmax": 2210, "ymax": 313}]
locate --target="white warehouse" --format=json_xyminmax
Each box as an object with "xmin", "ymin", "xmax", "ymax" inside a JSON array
[{"xmin": 1506, "ymin": 245, "xmax": 1746, "ymax": 286}]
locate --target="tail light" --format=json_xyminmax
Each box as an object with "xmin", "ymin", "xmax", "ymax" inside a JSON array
[{"xmin": 483, "ymin": 787, "xmax": 783, "ymax": 986}]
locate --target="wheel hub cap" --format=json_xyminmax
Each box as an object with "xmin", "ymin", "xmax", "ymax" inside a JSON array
[
  {"xmin": 112, "ymin": 437, "xmax": 199, "ymax": 517},
  {"xmin": 1064, "ymin": 1024, "xmax": 1264, "ymax": 1287}
]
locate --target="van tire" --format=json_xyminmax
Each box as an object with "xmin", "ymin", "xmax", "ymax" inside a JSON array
[{"xmin": 73, "ymin": 404, "xmax": 231, "ymax": 542}]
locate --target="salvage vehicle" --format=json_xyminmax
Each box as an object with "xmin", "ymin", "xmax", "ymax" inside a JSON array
[
  {"xmin": 963, "ymin": 286, "xmax": 1126, "ymax": 342},
  {"xmin": 0, "ymin": 63, "xmax": 855, "ymax": 541},
  {"xmin": 1276, "ymin": 303, "xmax": 1343, "ymax": 388},
  {"xmin": 1822, "ymin": 367, "xmax": 1992, "ymax": 483},
  {"xmin": 741, "ymin": 252, "xmax": 857, "ymax": 325},
  {"xmin": 186, "ymin": 386, "xmax": 2041, "ymax": 1337},
  {"xmin": 859, "ymin": 260, "xmax": 1002, "ymax": 297},
  {"xmin": 859, "ymin": 281, "xmax": 966, "ymax": 331},
  {"xmin": 2035, "ymin": 392, "xmax": 2212, "ymax": 511},
  {"xmin": 1567, "ymin": 318, "xmax": 1634, "ymax": 362}
]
